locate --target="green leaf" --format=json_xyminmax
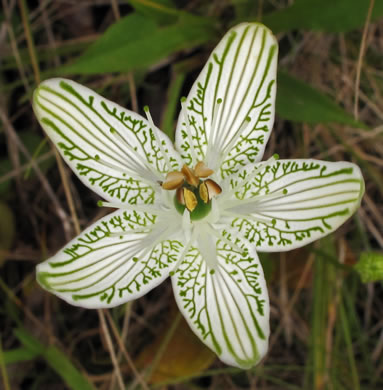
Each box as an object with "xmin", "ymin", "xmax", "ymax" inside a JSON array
[
  {"xmin": 2, "ymin": 347, "xmax": 40, "ymax": 364},
  {"xmin": 130, "ymin": 0, "xmax": 179, "ymax": 25},
  {"xmin": 61, "ymin": 13, "xmax": 216, "ymax": 75},
  {"xmin": 14, "ymin": 327, "xmax": 95, "ymax": 390},
  {"xmin": 354, "ymin": 252, "xmax": 383, "ymax": 283},
  {"xmin": 263, "ymin": 0, "xmax": 383, "ymax": 33},
  {"xmin": 276, "ymin": 71, "xmax": 365, "ymax": 127},
  {"xmin": 232, "ymin": 0, "xmax": 258, "ymax": 21}
]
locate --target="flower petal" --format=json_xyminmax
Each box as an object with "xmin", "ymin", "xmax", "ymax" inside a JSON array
[
  {"xmin": 220, "ymin": 159, "xmax": 364, "ymax": 251},
  {"xmin": 171, "ymin": 232, "xmax": 269, "ymax": 368},
  {"xmin": 37, "ymin": 208, "xmax": 184, "ymax": 308},
  {"xmin": 33, "ymin": 78, "xmax": 182, "ymax": 204},
  {"xmin": 175, "ymin": 23, "xmax": 278, "ymax": 177}
]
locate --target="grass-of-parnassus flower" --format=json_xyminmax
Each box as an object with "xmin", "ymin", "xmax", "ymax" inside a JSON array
[{"xmin": 32, "ymin": 23, "xmax": 364, "ymax": 369}]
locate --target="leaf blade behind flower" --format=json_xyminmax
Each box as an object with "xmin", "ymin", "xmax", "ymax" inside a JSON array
[
  {"xmin": 14, "ymin": 327, "xmax": 95, "ymax": 390},
  {"xmin": 263, "ymin": 0, "xmax": 383, "ymax": 33},
  {"xmin": 276, "ymin": 71, "xmax": 365, "ymax": 127},
  {"xmin": 60, "ymin": 13, "xmax": 216, "ymax": 75}
]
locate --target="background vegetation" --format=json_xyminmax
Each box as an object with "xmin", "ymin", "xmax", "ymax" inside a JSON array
[{"xmin": 1, "ymin": 0, "xmax": 382, "ymax": 389}]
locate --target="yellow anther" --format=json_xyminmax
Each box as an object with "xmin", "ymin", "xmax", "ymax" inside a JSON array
[
  {"xmin": 162, "ymin": 171, "xmax": 184, "ymax": 190},
  {"xmin": 204, "ymin": 179, "xmax": 222, "ymax": 199},
  {"xmin": 181, "ymin": 164, "xmax": 199, "ymax": 187},
  {"xmin": 184, "ymin": 188, "xmax": 198, "ymax": 212},
  {"xmin": 199, "ymin": 182, "xmax": 209, "ymax": 204},
  {"xmin": 194, "ymin": 161, "xmax": 214, "ymax": 178}
]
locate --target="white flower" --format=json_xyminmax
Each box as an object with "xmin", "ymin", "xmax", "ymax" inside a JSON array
[{"xmin": 32, "ymin": 23, "xmax": 364, "ymax": 368}]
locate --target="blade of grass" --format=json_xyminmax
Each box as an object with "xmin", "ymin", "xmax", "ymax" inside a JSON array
[
  {"xmin": 325, "ymin": 239, "xmax": 346, "ymax": 389},
  {"xmin": 339, "ymin": 300, "xmax": 360, "ymax": 390},
  {"xmin": 14, "ymin": 327, "xmax": 96, "ymax": 390},
  {"xmin": 2, "ymin": 347, "xmax": 40, "ymax": 364},
  {"xmin": 311, "ymin": 244, "xmax": 327, "ymax": 389},
  {"xmin": 18, "ymin": 0, "xmax": 40, "ymax": 84},
  {"xmin": 0, "ymin": 338, "xmax": 11, "ymax": 390},
  {"xmin": 353, "ymin": 0, "xmax": 375, "ymax": 121},
  {"xmin": 341, "ymin": 281, "xmax": 374, "ymax": 386},
  {"xmin": 18, "ymin": 4, "xmax": 125, "ymax": 387},
  {"xmin": 2, "ymin": 0, "xmax": 31, "ymax": 94},
  {"xmin": 310, "ymin": 237, "xmax": 338, "ymax": 389}
]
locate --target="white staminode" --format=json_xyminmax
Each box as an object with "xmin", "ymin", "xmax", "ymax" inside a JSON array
[
  {"xmin": 180, "ymin": 97, "xmax": 198, "ymax": 162},
  {"xmin": 32, "ymin": 22, "xmax": 364, "ymax": 370},
  {"xmin": 98, "ymin": 200, "xmax": 168, "ymax": 215},
  {"xmin": 144, "ymin": 105, "xmax": 173, "ymax": 171},
  {"xmin": 108, "ymin": 126, "xmax": 162, "ymax": 183},
  {"xmin": 206, "ymin": 98, "xmax": 223, "ymax": 168},
  {"xmin": 216, "ymin": 115, "xmax": 253, "ymax": 168}
]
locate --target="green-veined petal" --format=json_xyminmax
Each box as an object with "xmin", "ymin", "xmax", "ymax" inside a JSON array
[
  {"xmin": 219, "ymin": 159, "xmax": 364, "ymax": 251},
  {"xmin": 175, "ymin": 23, "xmax": 278, "ymax": 177},
  {"xmin": 33, "ymin": 78, "xmax": 182, "ymax": 204},
  {"xmin": 37, "ymin": 208, "xmax": 184, "ymax": 308},
  {"xmin": 171, "ymin": 231, "xmax": 269, "ymax": 368}
]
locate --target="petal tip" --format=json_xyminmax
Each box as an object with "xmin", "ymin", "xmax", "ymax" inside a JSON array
[{"xmin": 36, "ymin": 268, "xmax": 52, "ymax": 292}]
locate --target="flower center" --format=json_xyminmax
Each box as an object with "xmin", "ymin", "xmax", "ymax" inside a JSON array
[{"xmin": 161, "ymin": 162, "xmax": 222, "ymax": 221}]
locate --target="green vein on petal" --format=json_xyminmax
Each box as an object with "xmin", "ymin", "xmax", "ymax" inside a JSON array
[
  {"xmin": 171, "ymin": 232, "xmax": 269, "ymax": 368},
  {"xmin": 175, "ymin": 23, "xmax": 278, "ymax": 175},
  {"xmin": 37, "ymin": 209, "xmax": 183, "ymax": 308},
  {"xmin": 221, "ymin": 159, "xmax": 364, "ymax": 252},
  {"xmin": 33, "ymin": 78, "xmax": 181, "ymax": 204}
]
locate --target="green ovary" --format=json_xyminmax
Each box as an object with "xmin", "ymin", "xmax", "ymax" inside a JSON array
[{"xmin": 174, "ymin": 189, "xmax": 212, "ymax": 221}]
